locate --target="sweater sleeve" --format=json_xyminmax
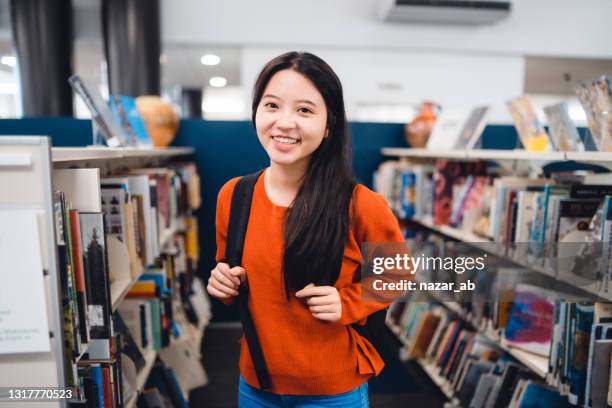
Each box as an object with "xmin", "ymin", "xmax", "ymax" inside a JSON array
[
  {"xmin": 337, "ymin": 185, "xmax": 410, "ymax": 325},
  {"xmin": 214, "ymin": 177, "xmax": 240, "ymax": 305}
]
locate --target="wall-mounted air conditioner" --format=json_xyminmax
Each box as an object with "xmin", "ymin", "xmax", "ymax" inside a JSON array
[{"xmin": 379, "ymin": 0, "xmax": 512, "ymax": 25}]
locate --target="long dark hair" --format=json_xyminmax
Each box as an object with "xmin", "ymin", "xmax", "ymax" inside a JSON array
[{"xmin": 252, "ymin": 51, "xmax": 356, "ymax": 296}]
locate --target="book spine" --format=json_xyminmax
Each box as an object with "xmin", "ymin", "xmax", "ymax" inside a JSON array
[{"xmin": 69, "ymin": 209, "xmax": 90, "ymax": 344}]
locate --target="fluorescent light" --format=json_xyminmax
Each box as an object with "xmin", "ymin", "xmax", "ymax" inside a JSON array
[
  {"xmin": 209, "ymin": 76, "xmax": 227, "ymax": 88},
  {"xmin": 1, "ymin": 56, "xmax": 16, "ymax": 68},
  {"xmin": 201, "ymin": 54, "xmax": 220, "ymax": 66}
]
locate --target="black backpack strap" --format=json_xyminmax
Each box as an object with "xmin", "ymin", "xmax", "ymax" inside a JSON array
[{"xmin": 225, "ymin": 169, "xmax": 271, "ymax": 390}]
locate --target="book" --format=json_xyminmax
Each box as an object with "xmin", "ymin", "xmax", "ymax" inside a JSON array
[
  {"xmin": 469, "ymin": 372, "xmax": 500, "ymax": 408},
  {"xmin": 427, "ymin": 108, "xmax": 472, "ymax": 150},
  {"xmin": 549, "ymin": 198, "xmax": 599, "ymax": 246},
  {"xmin": 585, "ymin": 324, "xmax": 612, "ymax": 408},
  {"xmin": 576, "ymin": 77, "xmax": 612, "ymax": 152},
  {"xmin": 79, "ymin": 212, "xmax": 112, "ymax": 340},
  {"xmin": 455, "ymin": 106, "xmax": 489, "ymax": 150},
  {"xmin": 114, "ymin": 313, "xmax": 146, "ymax": 372},
  {"xmin": 128, "ymin": 175, "xmax": 155, "ymax": 266},
  {"xmin": 601, "ymin": 197, "xmax": 612, "ymax": 295},
  {"xmin": 507, "ymin": 95, "xmax": 549, "ymax": 152},
  {"xmin": 159, "ymin": 338, "xmax": 208, "ymax": 392},
  {"xmin": 503, "ymin": 284, "xmax": 556, "ymax": 356},
  {"xmin": 458, "ymin": 360, "xmax": 494, "ymax": 406},
  {"xmin": 69, "ymin": 209, "xmax": 91, "ymax": 345},
  {"xmin": 407, "ymin": 312, "xmax": 441, "ymax": 359},
  {"xmin": 109, "ymin": 95, "xmax": 152, "ymax": 147},
  {"xmin": 543, "ymin": 102, "xmax": 584, "ymax": 152},
  {"xmin": 517, "ymin": 381, "xmax": 572, "ymax": 407},
  {"xmin": 69, "ymin": 75, "xmax": 128, "ymax": 147},
  {"xmin": 567, "ymin": 303, "xmax": 594, "ymax": 405}
]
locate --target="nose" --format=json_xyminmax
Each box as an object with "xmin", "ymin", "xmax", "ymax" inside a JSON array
[{"xmin": 275, "ymin": 109, "xmax": 296, "ymax": 130}]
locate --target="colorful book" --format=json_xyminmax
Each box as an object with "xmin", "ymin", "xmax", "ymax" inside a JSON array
[
  {"xmin": 507, "ymin": 95, "xmax": 549, "ymax": 152},
  {"xmin": 109, "ymin": 95, "xmax": 152, "ymax": 147},
  {"xmin": 504, "ymin": 284, "xmax": 556, "ymax": 356}
]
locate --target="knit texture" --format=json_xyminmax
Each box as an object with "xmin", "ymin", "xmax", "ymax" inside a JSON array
[{"xmin": 215, "ymin": 172, "xmax": 405, "ymax": 395}]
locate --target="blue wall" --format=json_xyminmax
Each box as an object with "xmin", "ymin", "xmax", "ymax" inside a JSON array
[{"xmin": 0, "ymin": 117, "xmax": 522, "ymax": 321}]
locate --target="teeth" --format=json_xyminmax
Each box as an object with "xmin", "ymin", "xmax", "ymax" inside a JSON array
[{"xmin": 273, "ymin": 136, "xmax": 298, "ymax": 144}]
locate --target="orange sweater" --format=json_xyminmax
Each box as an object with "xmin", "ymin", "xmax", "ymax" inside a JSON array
[{"xmin": 215, "ymin": 173, "xmax": 405, "ymax": 395}]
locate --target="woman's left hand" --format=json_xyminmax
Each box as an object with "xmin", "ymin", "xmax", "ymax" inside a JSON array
[{"xmin": 295, "ymin": 283, "xmax": 342, "ymax": 322}]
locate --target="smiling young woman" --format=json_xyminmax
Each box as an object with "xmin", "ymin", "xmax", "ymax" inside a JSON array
[{"xmin": 207, "ymin": 52, "xmax": 405, "ymax": 408}]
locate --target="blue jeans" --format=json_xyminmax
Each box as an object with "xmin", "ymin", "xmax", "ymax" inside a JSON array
[{"xmin": 238, "ymin": 375, "xmax": 369, "ymax": 408}]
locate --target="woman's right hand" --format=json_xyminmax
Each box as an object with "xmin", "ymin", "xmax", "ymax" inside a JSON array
[{"xmin": 207, "ymin": 262, "xmax": 246, "ymax": 300}]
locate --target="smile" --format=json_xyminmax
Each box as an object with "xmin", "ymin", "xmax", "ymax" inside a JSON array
[{"xmin": 272, "ymin": 136, "xmax": 300, "ymax": 145}]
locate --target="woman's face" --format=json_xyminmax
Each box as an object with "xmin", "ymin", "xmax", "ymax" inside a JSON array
[{"xmin": 255, "ymin": 69, "xmax": 328, "ymax": 168}]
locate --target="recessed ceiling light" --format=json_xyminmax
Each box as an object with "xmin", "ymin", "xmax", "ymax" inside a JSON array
[
  {"xmin": 201, "ymin": 54, "xmax": 220, "ymax": 66},
  {"xmin": 209, "ymin": 77, "xmax": 227, "ymax": 88},
  {"xmin": 1, "ymin": 56, "xmax": 16, "ymax": 68}
]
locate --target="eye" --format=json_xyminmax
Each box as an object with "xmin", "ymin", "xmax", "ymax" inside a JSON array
[
  {"xmin": 298, "ymin": 107, "xmax": 313, "ymax": 114},
  {"xmin": 264, "ymin": 102, "xmax": 279, "ymax": 109}
]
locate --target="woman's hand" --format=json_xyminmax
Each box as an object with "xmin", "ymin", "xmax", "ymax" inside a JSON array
[
  {"xmin": 207, "ymin": 262, "xmax": 246, "ymax": 300},
  {"xmin": 295, "ymin": 283, "xmax": 342, "ymax": 322}
]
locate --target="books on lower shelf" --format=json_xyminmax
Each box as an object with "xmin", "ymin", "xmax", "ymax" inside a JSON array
[{"xmin": 387, "ymin": 298, "xmax": 595, "ymax": 407}]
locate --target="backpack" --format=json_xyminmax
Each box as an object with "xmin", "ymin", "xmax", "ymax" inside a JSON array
[{"xmin": 225, "ymin": 170, "xmax": 388, "ymax": 390}]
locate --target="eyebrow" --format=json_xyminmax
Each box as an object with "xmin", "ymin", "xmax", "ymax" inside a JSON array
[{"xmin": 262, "ymin": 94, "xmax": 317, "ymax": 107}]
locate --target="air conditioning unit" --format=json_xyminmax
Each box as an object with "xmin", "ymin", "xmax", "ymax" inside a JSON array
[{"xmin": 379, "ymin": 0, "xmax": 512, "ymax": 25}]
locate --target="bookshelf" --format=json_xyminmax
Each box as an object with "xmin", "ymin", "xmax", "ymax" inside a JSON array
[
  {"xmin": 0, "ymin": 137, "xmax": 206, "ymax": 408},
  {"xmin": 378, "ymin": 146, "xmax": 612, "ymax": 407},
  {"xmin": 382, "ymin": 147, "xmax": 612, "ymax": 171}
]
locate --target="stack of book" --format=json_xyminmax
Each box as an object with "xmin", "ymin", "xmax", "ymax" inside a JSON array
[
  {"xmin": 387, "ymin": 301, "xmax": 578, "ymax": 407},
  {"xmin": 52, "ymin": 161, "xmax": 209, "ymax": 407}
]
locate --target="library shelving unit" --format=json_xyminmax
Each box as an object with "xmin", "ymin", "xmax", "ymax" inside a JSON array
[
  {"xmin": 0, "ymin": 137, "xmax": 203, "ymax": 407},
  {"xmin": 380, "ymin": 146, "xmax": 612, "ymax": 405},
  {"xmin": 381, "ymin": 147, "xmax": 612, "ymax": 301}
]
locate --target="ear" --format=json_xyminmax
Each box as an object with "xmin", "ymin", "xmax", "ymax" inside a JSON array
[{"xmin": 324, "ymin": 128, "xmax": 329, "ymax": 139}]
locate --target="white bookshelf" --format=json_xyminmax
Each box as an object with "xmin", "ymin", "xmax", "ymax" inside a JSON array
[
  {"xmin": 0, "ymin": 138, "xmax": 202, "ymax": 408},
  {"xmin": 52, "ymin": 146, "xmax": 194, "ymax": 164},
  {"xmin": 381, "ymin": 148, "xmax": 612, "ymax": 171},
  {"xmin": 381, "ymin": 147, "xmax": 565, "ymax": 161}
]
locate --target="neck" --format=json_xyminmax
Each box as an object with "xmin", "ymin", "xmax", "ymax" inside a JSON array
[{"xmin": 267, "ymin": 159, "xmax": 308, "ymax": 191}]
